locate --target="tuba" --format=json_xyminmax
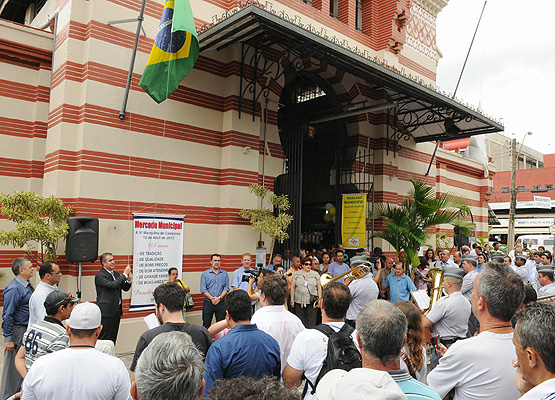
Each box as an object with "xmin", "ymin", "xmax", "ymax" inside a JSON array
[
  {"xmin": 427, "ymin": 267, "xmax": 444, "ymax": 310},
  {"xmin": 313, "ymin": 262, "xmax": 373, "ymax": 307}
]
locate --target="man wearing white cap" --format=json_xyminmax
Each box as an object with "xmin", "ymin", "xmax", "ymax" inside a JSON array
[
  {"xmin": 21, "ymin": 302, "xmax": 131, "ymax": 400},
  {"xmin": 324, "ymin": 300, "xmax": 439, "ymax": 400},
  {"xmin": 316, "ymin": 368, "xmax": 408, "ymax": 400}
]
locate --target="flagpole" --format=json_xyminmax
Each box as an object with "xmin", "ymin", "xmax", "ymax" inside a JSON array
[{"xmin": 116, "ymin": 0, "xmax": 147, "ymax": 120}]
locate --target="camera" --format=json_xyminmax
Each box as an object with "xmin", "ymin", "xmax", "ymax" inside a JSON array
[{"xmin": 241, "ymin": 265, "xmax": 263, "ymax": 282}]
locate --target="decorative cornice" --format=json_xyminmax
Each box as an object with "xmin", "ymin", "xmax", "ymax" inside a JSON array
[
  {"xmin": 411, "ymin": 0, "xmax": 448, "ymax": 17},
  {"xmin": 198, "ymin": 1, "xmax": 502, "ymax": 127},
  {"xmin": 0, "ymin": 37, "xmax": 52, "ymax": 65}
]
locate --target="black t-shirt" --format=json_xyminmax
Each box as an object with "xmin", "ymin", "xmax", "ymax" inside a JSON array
[{"xmin": 130, "ymin": 322, "xmax": 212, "ymax": 371}]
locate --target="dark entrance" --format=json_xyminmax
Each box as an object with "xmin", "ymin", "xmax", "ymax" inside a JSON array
[{"xmin": 274, "ymin": 71, "xmax": 348, "ymax": 257}]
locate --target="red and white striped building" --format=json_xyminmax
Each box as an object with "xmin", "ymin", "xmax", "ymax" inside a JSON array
[{"xmin": 0, "ymin": 0, "xmax": 500, "ymax": 351}]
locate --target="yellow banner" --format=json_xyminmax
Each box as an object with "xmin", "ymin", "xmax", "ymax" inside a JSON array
[{"xmin": 341, "ymin": 193, "xmax": 367, "ymax": 249}]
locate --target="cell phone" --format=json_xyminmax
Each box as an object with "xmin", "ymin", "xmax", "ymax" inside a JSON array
[{"xmin": 430, "ymin": 334, "xmax": 440, "ymax": 347}]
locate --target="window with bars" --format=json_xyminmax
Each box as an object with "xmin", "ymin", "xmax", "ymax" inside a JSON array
[{"xmin": 293, "ymin": 84, "xmax": 326, "ymax": 104}]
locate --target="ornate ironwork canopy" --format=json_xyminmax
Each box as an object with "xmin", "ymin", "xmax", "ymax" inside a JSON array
[{"xmin": 198, "ymin": 2, "xmax": 503, "ymax": 155}]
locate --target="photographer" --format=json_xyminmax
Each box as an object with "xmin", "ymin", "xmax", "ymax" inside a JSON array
[{"xmin": 247, "ymin": 269, "xmax": 273, "ymax": 313}]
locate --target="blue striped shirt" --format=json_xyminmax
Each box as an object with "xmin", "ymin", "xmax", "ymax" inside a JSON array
[{"xmin": 388, "ymin": 369, "xmax": 441, "ymax": 400}]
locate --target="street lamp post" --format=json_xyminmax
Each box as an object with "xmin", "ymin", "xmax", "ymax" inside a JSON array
[{"xmin": 507, "ymin": 131, "xmax": 533, "ymax": 252}]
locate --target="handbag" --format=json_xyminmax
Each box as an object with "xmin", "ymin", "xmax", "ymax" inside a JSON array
[{"xmin": 185, "ymin": 292, "xmax": 195, "ymax": 310}]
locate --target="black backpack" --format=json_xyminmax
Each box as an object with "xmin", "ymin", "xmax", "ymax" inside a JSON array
[{"xmin": 303, "ymin": 323, "xmax": 362, "ymax": 396}]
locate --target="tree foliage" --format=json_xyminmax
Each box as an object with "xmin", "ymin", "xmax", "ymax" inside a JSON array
[
  {"xmin": 371, "ymin": 179, "xmax": 475, "ymax": 272},
  {"xmin": 239, "ymin": 184, "xmax": 293, "ymax": 256},
  {"xmin": 0, "ymin": 191, "xmax": 74, "ymax": 264}
]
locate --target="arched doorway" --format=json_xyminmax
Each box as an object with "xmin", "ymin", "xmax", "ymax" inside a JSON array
[{"xmin": 275, "ymin": 70, "xmax": 349, "ymax": 257}]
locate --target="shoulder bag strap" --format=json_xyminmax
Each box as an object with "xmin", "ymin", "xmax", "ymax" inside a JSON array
[{"xmin": 400, "ymin": 350, "xmax": 417, "ymax": 379}]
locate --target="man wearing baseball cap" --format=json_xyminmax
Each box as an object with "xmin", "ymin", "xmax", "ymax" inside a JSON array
[
  {"xmin": 422, "ymin": 267, "xmax": 471, "ymax": 370},
  {"xmin": 15, "ymin": 290, "xmax": 78, "ymax": 378},
  {"xmin": 21, "ymin": 302, "xmax": 131, "ymax": 400}
]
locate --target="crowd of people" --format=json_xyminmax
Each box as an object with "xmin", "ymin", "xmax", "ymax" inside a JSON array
[{"xmin": 1, "ymin": 240, "xmax": 555, "ymax": 400}]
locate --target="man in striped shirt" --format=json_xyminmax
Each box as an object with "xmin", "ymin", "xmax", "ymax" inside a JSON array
[
  {"xmin": 15, "ymin": 290, "xmax": 78, "ymax": 377},
  {"xmin": 350, "ymin": 300, "xmax": 441, "ymax": 400}
]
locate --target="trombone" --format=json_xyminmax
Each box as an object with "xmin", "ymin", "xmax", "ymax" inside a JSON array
[{"xmin": 313, "ymin": 262, "xmax": 372, "ymax": 308}]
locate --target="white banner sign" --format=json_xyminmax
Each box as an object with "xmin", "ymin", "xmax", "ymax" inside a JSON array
[
  {"xmin": 534, "ymin": 196, "xmax": 552, "ymax": 209},
  {"xmin": 131, "ymin": 213, "xmax": 184, "ymax": 311},
  {"xmin": 498, "ymin": 218, "xmax": 555, "ymax": 228}
]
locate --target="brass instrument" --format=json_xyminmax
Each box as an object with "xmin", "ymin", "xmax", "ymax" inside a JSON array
[
  {"xmin": 537, "ymin": 293, "xmax": 555, "ymax": 302},
  {"xmin": 427, "ymin": 267, "xmax": 444, "ymax": 310},
  {"xmin": 313, "ymin": 262, "xmax": 372, "ymax": 308}
]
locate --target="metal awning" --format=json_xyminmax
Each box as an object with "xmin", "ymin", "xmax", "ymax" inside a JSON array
[{"xmin": 198, "ymin": 4, "xmax": 503, "ymax": 149}]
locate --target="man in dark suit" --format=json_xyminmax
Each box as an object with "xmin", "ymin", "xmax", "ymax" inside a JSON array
[{"xmin": 95, "ymin": 252, "xmax": 132, "ymax": 343}]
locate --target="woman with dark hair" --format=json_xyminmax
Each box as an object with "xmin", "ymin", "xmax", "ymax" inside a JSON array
[
  {"xmin": 321, "ymin": 252, "xmax": 331, "ymax": 273},
  {"xmin": 290, "ymin": 256, "xmax": 322, "ymax": 328},
  {"xmin": 414, "ymin": 256, "xmax": 431, "ymax": 293},
  {"xmin": 425, "ymin": 248, "xmax": 437, "ymax": 266},
  {"xmin": 396, "ymin": 301, "xmax": 427, "ymax": 382}
]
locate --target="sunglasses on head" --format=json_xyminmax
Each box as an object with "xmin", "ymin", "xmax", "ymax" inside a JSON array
[{"xmin": 53, "ymin": 293, "xmax": 75, "ymax": 307}]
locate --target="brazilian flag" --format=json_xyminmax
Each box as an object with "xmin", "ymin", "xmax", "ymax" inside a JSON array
[{"xmin": 139, "ymin": 0, "xmax": 199, "ymax": 103}]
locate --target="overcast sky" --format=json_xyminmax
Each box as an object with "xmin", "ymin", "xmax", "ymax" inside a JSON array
[{"xmin": 435, "ymin": 0, "xmax": 555, "ymax": 155}]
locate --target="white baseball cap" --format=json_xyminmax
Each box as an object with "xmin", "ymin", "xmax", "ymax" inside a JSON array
[
  {"xmin": 69, "ymin": 302, "xmax": 101, "ymax": 329},
  {"xmin": 316, "ymin": 368, "xmax": 407, "ymax": 400}
]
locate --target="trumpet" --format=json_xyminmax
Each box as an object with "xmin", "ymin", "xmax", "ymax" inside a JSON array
[{"xmin": 313, "ymin": 262, "xmax": 372, "ymax": 308}]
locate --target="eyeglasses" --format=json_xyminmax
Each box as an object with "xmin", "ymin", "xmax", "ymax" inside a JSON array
[{"xmin": 303, "ymin": 262, "xmax": 312, "ymax": 266}]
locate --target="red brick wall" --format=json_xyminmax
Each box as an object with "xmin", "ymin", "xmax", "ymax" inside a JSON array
[{"xmin": 491, "ymin": 169, "xmax": 555, "ymax": 202}]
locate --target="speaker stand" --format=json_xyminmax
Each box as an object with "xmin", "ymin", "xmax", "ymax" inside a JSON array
[{"xmin": 77, "ymin": 262, "xmax": 82, "ymax": 300}]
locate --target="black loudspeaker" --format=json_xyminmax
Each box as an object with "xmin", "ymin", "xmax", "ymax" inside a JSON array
[
  {"xmin": 66, "ymin": 217, "xmax": 99, "ymax": 263},
  {"xmin": 454, "ymin": 226, "xmax": 470, "ymax": 249}
]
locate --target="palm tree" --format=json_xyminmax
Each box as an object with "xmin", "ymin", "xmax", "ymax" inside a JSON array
[{"xmin": 371, "ymin": 179, "xmax": 475, "ymax": 272}]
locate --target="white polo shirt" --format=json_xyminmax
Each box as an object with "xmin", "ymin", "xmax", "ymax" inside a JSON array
[{"xmin": 427, "ymin": 331, "xmax": 520, "ymax": 400}]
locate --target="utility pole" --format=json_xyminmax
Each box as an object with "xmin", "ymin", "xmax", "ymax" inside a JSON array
[
  {"xmin": 507, "ymin": 131, "xmax": 533, "ymax": 251},
  {"xmin": 507, "ymin": 138, "xmax": 517, "ymax": 252}
]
